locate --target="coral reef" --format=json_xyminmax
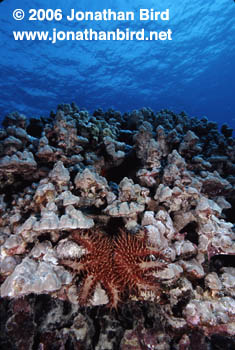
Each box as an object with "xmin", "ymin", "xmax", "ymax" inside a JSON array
[{"xmin": 0, "ymin": 105, "xmax": 234, "ymax": 349}]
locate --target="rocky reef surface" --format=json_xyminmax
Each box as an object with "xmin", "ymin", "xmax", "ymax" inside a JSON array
[{"xmin": 0, "ymin": 104, "xmax": 234, "ymax": 349}]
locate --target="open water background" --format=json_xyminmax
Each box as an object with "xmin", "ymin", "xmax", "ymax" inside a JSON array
[{"xmin": 0, "ymin": 0, "xmax": 235, "ymax": 130}]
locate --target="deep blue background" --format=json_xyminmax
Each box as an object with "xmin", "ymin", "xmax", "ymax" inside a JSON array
[{"xmin": 0, "ymin": 0, "xmax": 235, "ymax": 130}]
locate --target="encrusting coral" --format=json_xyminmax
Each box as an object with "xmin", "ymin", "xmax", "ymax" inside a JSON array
[{"xmin": 59, "ymin": 228, "xmax": 168, "ymax": 308}]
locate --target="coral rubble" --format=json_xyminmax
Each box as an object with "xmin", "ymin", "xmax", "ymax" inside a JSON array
[{"xmin": 0, "ymin": 105, "xmax": 234, "ymax": 349}]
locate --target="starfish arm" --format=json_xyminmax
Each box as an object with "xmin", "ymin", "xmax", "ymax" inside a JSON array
[
  {"xmin": 72, "ymin": 231, "xmax": 94, "ymax": 252},
  {"xmin": 104, "ymin": 281, "xmax": 121, "ymax": 309},
  {"xmin": 135, "ymin": 247, "xmax": 169, "ymax": 261},
  {"xmin": 79, "ymin": 274, "xmax": 97, "ymax": 305},
  {"xmin": 139, "ymin": 260, "xmax": 167, "ymax": 271},
  {"xmin": 59, "ymin": 259, "xmax": 85, "ymax": 273}
]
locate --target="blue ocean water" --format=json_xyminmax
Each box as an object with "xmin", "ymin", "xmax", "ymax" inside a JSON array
[{"xmin": 0, "ymin": 0, "xmax": 235, "ymax": 131}]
